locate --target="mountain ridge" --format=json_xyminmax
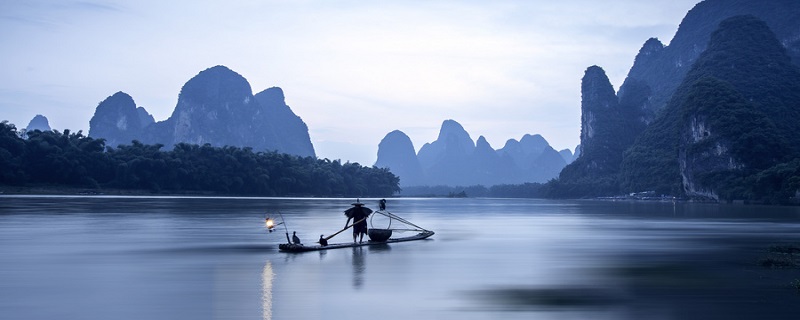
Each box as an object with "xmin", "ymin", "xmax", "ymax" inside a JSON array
[
  {"xmin": 376, "ymin": 119, "xmax": 567, "ymax": 187},
  {"xmin": 88, "ymin": 65, "xmax": 315, "ymax": 158}
]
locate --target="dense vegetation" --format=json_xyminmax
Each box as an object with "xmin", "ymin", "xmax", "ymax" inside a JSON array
[
  {"xmin": 548, "ymin": 16, "xmax": 800, "ymax": 204},
  {"xmin": 618, "ymin": 16, "xmax": 800, "ymax": 203},
  {"xmin": 0, "ymin": 121, "xmax": 399, "ymax": 197}
]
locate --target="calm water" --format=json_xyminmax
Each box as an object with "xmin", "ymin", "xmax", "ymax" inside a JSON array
[{"xmin": 1, "ymin": 196, "xmax": 800, "ymax": 319}]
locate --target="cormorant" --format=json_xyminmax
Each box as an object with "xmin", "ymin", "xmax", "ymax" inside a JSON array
[
  {"xmin": 319, "ymin": 234, "xmax": 328, "ymax": 246},
  {"xmin": 292, "ymin": 231, "xmax": 301, "ymax": 244}
]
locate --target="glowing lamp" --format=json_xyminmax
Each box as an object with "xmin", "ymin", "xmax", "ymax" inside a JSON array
[
  {"xmin": 264, "ymin": 212, "xmax": 288, "ymax": 243},
  {"xmin": 266, "ymin": 218, "xmax": 275, "ymax": 232}
]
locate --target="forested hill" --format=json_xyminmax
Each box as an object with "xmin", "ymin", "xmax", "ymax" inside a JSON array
[
  {"xmin": 0, "ymin": 122, "xmax": 399, "ymax": 197},
  {"xmin": 617, "ymin": 15, "xmax": 800, "ymax": 203},
  {"xmin": 546, "ymin": 15, "xmax": 800, "ymax": 204}
]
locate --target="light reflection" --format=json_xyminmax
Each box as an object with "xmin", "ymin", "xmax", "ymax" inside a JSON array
[{"xmin": 262, "ymin": 260, "xmax": 274, "ymax": 320}]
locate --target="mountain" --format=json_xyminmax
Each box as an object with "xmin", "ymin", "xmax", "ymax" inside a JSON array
[
  {"xmin": 417, "ymin": 119, "xmax": 474, "ymax": 171},
  {"xmin": 25, "ymin": 114, "xmax": 51, "ymax": 132},
  {"xmin": 89, "ymin": 66, "xmax": 315, "ymax": 157},
  {"xmin": 472, "ymin": 136, "xmax": 515, "ymax": 186},
  {"xmin": 417, "ymin": 120, "xmax": 478, "ymax": 186},
  {"xmin": 548, "ymin": 0, "xmax": 800, "ymax": 200},
  {"xmin": 253, "ymin": 87, "xmax": 315, "ymax": 158},
  {"xmin": 554, "ymin": 66, "xmax": 634, "ymax": 196},
  {"xmin": 88, "ymin": 92, "xmax": 152, "ymax": 147},
  {"xmin": 572, "ymin": 145, "xmax": 581, "ymax": 162},
  {"xmin": 148, "ymin": 65, "xmax": 265, "ymax": 148},
  {"xmin": 498, "ymin": 134, "xmax": 548, "ymax": 167},
  {"xmin": 559, "ymin": 149, "xmax": 573, "ymax": 164},
  {"xmin": 136, "ymin": 107, "xmax": 155, "ymax": 128},
  {"xmin": 531, "ymin": 146, "xmax": 570, "ymax": 183},
  {"xmin": 496, "ymin": 134, "xmax": 566, "ymax": 183},
  {"xmin": 618, "ymin": 0, "xmax": 800, "ymax": 126},
  {"xmin": 376, "ymin": 120, "xmax": 566, "ymax": 187},
  {"xmin": 374, "ymin": 130, "xmax": 425, "ymax": 187},
  {"xmin": 619, "ymin": 15, "xmax": 800, "ymax": 201}
]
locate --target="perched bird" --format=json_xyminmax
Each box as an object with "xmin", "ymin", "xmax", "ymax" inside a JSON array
[
  {"xmin": 292, "ymin": 231, "xmax": 301, "ymax": 244},
  {"xmin": 319, "ymin": 234, "xmax": 328, "ymax": 246}
]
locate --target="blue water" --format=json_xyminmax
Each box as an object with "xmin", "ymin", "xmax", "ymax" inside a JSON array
[{"xmin": 1, "ymin": 196, "xmax": 799, "ymax": 319}]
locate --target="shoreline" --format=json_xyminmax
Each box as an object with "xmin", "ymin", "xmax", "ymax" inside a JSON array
[
  {"xmin": 0, "ymin": 185, "xmax": 226, "ymax": 197},
  {"xmin": 2, "ymin": 185, "xmax": 798, "ymax": 206}
]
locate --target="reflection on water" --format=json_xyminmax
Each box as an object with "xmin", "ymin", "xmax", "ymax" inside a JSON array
[
  {"xmin": 1, "ymin": 196, "xmax": 800, "ymax": 319},
  {"xmin": 351, "ymin": 247, "xmax": 365, "ymax": 289},
  {"xmin": 262, "ymin": 261, "xmax": 274, "ymax": 320}
]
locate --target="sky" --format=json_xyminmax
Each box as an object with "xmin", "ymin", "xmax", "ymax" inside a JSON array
[{"xmin": 1, "ymin": 0, "xmax": 700, "ymax": 165}]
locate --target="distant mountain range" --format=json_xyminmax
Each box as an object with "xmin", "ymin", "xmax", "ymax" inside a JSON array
[
  {"xmin": 88, "ymin": 66, "xmax": 315, "ymax": 158},
  {"xmin": 375, "ymin": 119, "xmax": 572, "ymax": 187},
  {"xmin": 553, "ymin": 0, "xmax": 800, "ymax": 203},
  {"xmin": 39, "ymin": 0, "xmax": 800, "ymax": 198}
]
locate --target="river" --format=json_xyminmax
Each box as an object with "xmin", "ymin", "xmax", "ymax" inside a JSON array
[{"xmin": 1, "ymin": 196, "xmax": 799, "ymax": 319}]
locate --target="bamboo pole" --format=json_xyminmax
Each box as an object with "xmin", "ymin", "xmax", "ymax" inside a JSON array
[{"xmin": 322, "ymin": 216, "xmax": 368, "ymax": 241}]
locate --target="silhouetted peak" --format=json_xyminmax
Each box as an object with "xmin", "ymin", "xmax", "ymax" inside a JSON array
[
  {"xmin": 178, "ymin": 65, "xmax": 252, "ymax": 104},
  {"xmin": 106, "ymin": 91, "xmax": 135, "ymax": 106},
  {"xmin": 201, "ymin": 65, "xmax": 237, "ymax": 76},
  {"xmin": 136, "ymin": 107, "xmax": 154, "ymax": 126},
  {"xmin": 559, "ymin": 149, "xmax": 574, "ymax": 164},
  {"xmin": 475, "ymin": 136, "xmax": 492, "ymax": 150},
  {"xmin": 255, "ymin": 87, "xmax": 286, "ymax": 106},
  {"xmin": 378, "ymin": 130, "xmax": 416, "ymax": 151},
  {"xmin": 707, "ymin": 15, "xmax": 789, "ymax": 64},
  {"xmin": 639, "ymin": 38, "xmax": 665, "ymax": 57},
  {"xmin": 501, "ymin": 138, "xmax": 520, "ymax": 150},
  {"xmin": 519, "ymin": 134, "xmax": 548, "ymax": 148},
  {"xmin": 377, "ymin": 130, "xmax": 416, "ymax": 158},
  {"xmin": 376, "ymin": 130, "xmax": 418, "ymax": 165},
  {"xmin": 383, "ymin": 130, "xmax": 411, "ymax": 142},
  {"xmin": 88, "ymin": 91, "xmax": 145, "ymax": 146},
  {"xmin": 438, "ymin": 119, "xmax": 467, "ymax": 139},
  {"xmin": 92, "ymin": 91, "xmax": 137, "ymax": 116},
  {"xmin": 375, "ymin": 129, "xmax": 424, "ymax": 186},
  {"xmin": 581, "ymin": 65, "xmax": 617, "ymax": 111},
  {"xmin": 584, "ymin": 65, "xmax": 608, "ymax": 80},
  {"xmin": 26, "ymin": 114, "xmax": 51, "ymax": 132},
  {"xmin": 436, "ymin": 119, "xmax": 475, "ymax": 151}
]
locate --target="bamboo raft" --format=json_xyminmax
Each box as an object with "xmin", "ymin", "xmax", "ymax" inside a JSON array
[
  {"xmin": 278, "ymin": 230, "xmax": 435, "ymax": 252},
  {"xmin": 271, "ymin": 207, "xmax": 434, "ymax": 253}
]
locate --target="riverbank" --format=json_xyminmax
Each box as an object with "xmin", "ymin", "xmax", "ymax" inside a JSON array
[{"xmin": 0, "ymin": 185, "xmax": 221, "ymax": 197}]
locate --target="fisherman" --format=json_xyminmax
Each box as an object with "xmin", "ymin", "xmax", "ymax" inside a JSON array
[
  {"xmin": 379, "ymin": 199, "xmax": 387, "ymax": 211},
  {"xmin": 292, "ymin": 231, "xmax": 302, "ymax": 244},
  {"xmin": 344, "ymin": 199, "xmax": 373, "ymax": 243},
  {"xmin": 319, "ymin": 234, "xmax": 328, "ymax": 246}
]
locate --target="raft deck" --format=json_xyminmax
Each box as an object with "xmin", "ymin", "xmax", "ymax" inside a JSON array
[{"xmin": 278, "ymin": 230, "xmax": 434, "ymax": 252}]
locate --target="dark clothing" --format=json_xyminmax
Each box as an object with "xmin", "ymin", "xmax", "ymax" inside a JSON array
[
  {"xmin": 353, "ymin": 218, "xmax": 368, "ymax": 235},
  {"xmin": 379, "ymin": 199, "xmax": 386, "ymax": 211},
  {"xmin": 344, "ymin": 205, "xmax": 372, "ymax": 238}
]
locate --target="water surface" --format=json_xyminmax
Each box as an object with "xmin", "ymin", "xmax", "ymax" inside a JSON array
[{"xmin": 1, "ymin": 196, "xmax": 799, "ymax": 319}]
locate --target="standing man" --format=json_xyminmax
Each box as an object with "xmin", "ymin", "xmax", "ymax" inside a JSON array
[
  {"xmin": 379, "ymin": 199, "xmax": 387, "ymax": 211},
  {"xmin": 344, "ymin": 199, "xmax": 373, "ymax": 243}
]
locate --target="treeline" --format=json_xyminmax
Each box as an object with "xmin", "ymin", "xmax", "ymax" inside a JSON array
[
  {"xmin": 400, "ymin": 183, "xmax": 545, "ymax": 198},
  {"xmin": 0, "ymin": 121, "xmax": 399, "ymax": 197}
]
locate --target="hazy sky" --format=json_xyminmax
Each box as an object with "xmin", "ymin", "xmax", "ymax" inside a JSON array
[{"xmin": 1, "ymin": 0, "xmax": 699, "ymax": 165}]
